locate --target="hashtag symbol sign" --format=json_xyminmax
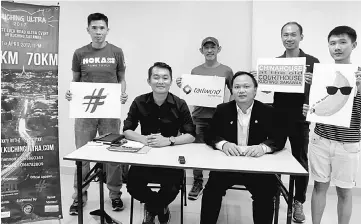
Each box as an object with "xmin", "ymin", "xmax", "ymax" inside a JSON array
[
  {"xmin": 35, "ymin": 180, "xmax": 47, "ymax": 192},
  {"xmin": 83, "ymin": 88, "xmax": 107, "ymax": 113}
]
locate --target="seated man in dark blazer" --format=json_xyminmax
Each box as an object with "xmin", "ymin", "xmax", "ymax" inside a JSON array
[{"xmin": 200, "ymin": 71, "xmax": 285, "ymax": 224}]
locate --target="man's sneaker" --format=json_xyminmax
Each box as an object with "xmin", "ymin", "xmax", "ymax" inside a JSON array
[
  {"xmin": 293, "ymin": 200, "xmax": 306, "ymax": 223},
  {"xmin": 158, "ymin": 206, "xmax": 171, "ymax": 224},
  {"xmin": 69, "ymin": 200, "xmax": 86, "ymax": 215},
  {"xmin": 111, "ymin": 198, "xmax": 124, "ymax": 211},
  {"xmin": 69, "ymin": 191, "xmax": 88, "ymax": 215},
  {"xmin": 188, "ymin": 181, "xmax": 203, "ymax": 200},
  {"xmin": 142, "ymin": 204, "xmax": 155, "ymax": 224}
]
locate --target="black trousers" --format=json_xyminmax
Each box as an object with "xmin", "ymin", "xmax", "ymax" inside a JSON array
[
  {"xmin": 282, "ymin": 121, "xmax": 310, "ymax": 203},
  {"xmin": 126, "ymin": 166, "xmax": 183, "ymax": 215},
  {"xmin": 200, "ymin": 171, "xmax": 278, "ymax": 224}
]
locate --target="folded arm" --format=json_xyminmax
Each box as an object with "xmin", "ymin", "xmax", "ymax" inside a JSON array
[{"xmin": 123, "ymin": 100, "xmax": 147, "ymax": 144}]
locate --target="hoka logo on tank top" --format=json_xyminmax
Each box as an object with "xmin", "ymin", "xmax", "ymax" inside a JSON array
[{"xmin": 82, "ymin": 57, "xmax": 116, "ymax": 67}]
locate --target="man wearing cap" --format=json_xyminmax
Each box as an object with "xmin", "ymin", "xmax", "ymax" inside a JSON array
[{"xmin": 176, "ymin": 37, "xmax": 233, "ymax": 200}]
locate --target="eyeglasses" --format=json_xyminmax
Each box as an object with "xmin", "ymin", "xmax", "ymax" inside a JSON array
[{"xmin": 326, "ymin": 86, "xmax": 353, "ymax": 95}]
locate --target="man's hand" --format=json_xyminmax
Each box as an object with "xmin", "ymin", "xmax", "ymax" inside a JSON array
[
  {"xmin": 304, "ymin": 72, "xmax": 313, "ymax": 84},
  {"xmin": 146, "ymin": 133, "xmax": 170, "ymax": 147},
  {"xmin": 176, "ymin": 77, "xmax": 182, "ymax": 88},
  {"xmin": 65, "ymin": 90, "xmax": 72, "ymax": 101},
  {"xmin": 222, "ymin": 142, "xmax": 243, "ymax": 156},
  {"xmin": 303, "ymin": 104, "xmax": 310, "ymax": 117},
  {"xmin": 243, "ymin": 145, "xmax": 265, "ymax": 157},
  {"xmin": 356, "ymin": 70, "xmax": 361, "ymax": 92},
  {"xmin": 120, "ymin": 92, "xmax": 128, "ymax": 104},
  {"xmin": 262, "ymin": 91, "xmax": 272, "ymax": 94},
  {"xmin": 250, "ymin": 70, "xmax": 257, "ymax": 77},
  {"xmin": 138, "ymin": 135, "xmax": 148, "ymax": 145}
]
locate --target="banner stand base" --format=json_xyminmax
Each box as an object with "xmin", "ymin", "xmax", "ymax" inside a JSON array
[{"xmin": 90, "ymin": 209, "xmax": 123, "ymax": 224}]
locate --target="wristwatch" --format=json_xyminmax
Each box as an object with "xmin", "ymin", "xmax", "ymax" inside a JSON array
[{"xmin": 169, "ymin": 136, "xmax": 176, "ymax": 146}]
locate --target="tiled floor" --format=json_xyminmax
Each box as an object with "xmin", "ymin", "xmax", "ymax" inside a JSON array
[{"xmin": 36, "ymin": 173, "xmax": 361, "ymax": 224}]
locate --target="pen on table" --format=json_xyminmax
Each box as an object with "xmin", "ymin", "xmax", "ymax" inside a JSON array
[{"xmin": 88, "ymin": 141, "xmax": 103, "ymax": 146}]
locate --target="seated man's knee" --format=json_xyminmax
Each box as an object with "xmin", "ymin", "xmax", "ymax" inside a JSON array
[
  {"xmin": 252, "ymin": 191, "xmax": 277, "ymax": 203},
  {"xmin": 162, "ymin": 183, "xmax": 181, "ymax": 193},
  {"xmin": 250, "ymin": 184, "xmax": 278, "ymax": 202},
  {"xmin": 126, "ymin": 180, "xmax": 144, "ymax": 196},
  {"xmin": 126, "ymin": 180, "xmax": 135, "ymax": 193},
  {"xmin": 126, "ymin": 168, "xmax": 145, "ymax": 193},
  {"xmin": 203, "ymin": 183, "xmax": 227, "ymax": 197}
]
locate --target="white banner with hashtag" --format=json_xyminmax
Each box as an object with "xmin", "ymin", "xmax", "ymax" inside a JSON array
[{"xmin": 69, "ymin": 82, "xmax": 121, "ymax": 118}]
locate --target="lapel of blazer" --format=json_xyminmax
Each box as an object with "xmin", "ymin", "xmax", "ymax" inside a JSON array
[
  {"xmin": 248, "ymin": 100, "xmax": 260, "ymax": 145},
  {"xmin": 226, "ymin": 101, "xmax": 238, "ymax": 144}
]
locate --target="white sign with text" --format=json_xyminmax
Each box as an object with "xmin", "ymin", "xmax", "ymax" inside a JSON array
[{"xmin": 256, "ymin": 57, "xmax": 306, "ymax": 93}]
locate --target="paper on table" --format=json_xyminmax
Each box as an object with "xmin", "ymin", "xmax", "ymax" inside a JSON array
[
  {"xmin": 107, "ymin": 140, "xmax": 150, "ymax": 154},
  {"xmin": 122, "ymin": 140, "xmax": 144, "ymax": 149}
]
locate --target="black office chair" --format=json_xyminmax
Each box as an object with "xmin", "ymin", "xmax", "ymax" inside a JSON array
[{"xmin": 129, "ymin": 170, "xmax": 187, "ymax": 224}]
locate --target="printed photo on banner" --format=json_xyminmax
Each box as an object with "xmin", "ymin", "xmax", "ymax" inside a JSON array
[
  {"xmin": 179, "ymin": 74, "xmax": 225, "ymax": 108},
  {"xmin": 306, "ymin": 64, "xmax": 357, "ymax": 127},
  {"xmin": 1, "ymin": 1, "xmax": 62, "ymax": 223},
  {"xmin": 69, "ymin": 82, "xmax": 121, "ymax": 118},
  {"xmin": 256, "ymin": 57, "xmax": 306, "ymax": 93}
]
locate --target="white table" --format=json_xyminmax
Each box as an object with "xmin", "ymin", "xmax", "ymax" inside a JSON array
[{"xmin": 64, "ymin": 143, "xmax": 308, "ymax": 224}]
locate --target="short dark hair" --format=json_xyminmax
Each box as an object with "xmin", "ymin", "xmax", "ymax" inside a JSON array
[
  {"xmin": 88, "ymin": 13, "xmax": 108, "ymax": 27},
  {"xmin": 281, "ymin": 21, "xmax": 303, "ymax": 36},
  {"xmin": 148, "ymin": 62, "xmax": 172, "ymax": 80},
  {"xmin": 328, "ymin": 26, "xmax": 357, "ymax": 43},
  {"xmin": 231, "ymin": 71, "xmax": 258, "ymax": 88}
]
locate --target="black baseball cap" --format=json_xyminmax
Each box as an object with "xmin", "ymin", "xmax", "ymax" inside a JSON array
[{"xmin": 201, "ymin": 37, "xmax": 219, "ymax": 47}]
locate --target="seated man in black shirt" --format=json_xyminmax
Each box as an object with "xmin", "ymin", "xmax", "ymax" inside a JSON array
[{"xmin": 123, "ymin": 62, "xmax": 196, "ymax": 224}]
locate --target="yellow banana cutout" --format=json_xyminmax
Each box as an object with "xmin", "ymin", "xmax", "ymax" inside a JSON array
[{"xmin": 310, "ymin": 71, "xmax": 352, "ymax": 116}]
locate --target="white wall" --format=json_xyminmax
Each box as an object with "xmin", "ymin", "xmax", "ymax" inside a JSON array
[
  {"xmin": 253, "ymin": 0, "xmax": 361, "ymax": 103},
  {"xmin": 14, "ymin": 0, "xmax": 360, "ymax": 188},
  {"xmin": 22, "ymin": 0, "xmax": 360, "ymax": 188},
  {"xmin": 58, "ymin": 1, "xmax": 253, "ymax": 168},
  {"xmin": 252, "ymin": 1, "xmax": 361, "ymax": 187}
]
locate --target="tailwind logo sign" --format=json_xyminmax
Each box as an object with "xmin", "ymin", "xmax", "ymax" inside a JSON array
[
  {"xmin": 179, "ymin": 74, "xmax": 225, "ymax": 108},
  {"xmin": 83, "ymin": 88, "xmax": 107, "ymax": 113},
  {"xmin": 182, "ymin": 84, "xmax": 221, "ymax": 97},
  {"xmin": 183, "ymin": 85, "xmax": 192, "ymax": 94}
]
